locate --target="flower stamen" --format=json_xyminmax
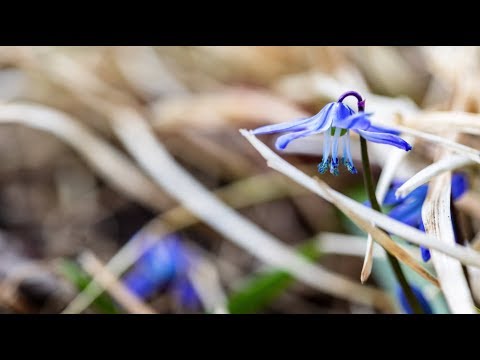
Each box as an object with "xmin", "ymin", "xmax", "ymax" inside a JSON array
[
  {"xmin": 342, "ymin": 130, "xmax": 357, "ymax": 174},
  {"xmin": 330, "ymin": 127, "xmax": 342, "ymax": 175},
  {"xmin": 318, "ymin": 131, "xmax": 331, "ymax": 174}
]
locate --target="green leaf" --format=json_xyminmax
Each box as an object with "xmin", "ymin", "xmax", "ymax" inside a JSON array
[
  {"xmin": 227, "ymin": 241, "xmax": 322, "ymax": 314},
  {"xmin": 58, "ymin": 258, "xmax": 120, "ymax": 314},
  {"xmin": 227, "ymin": 270, "xmax": 293, "ymax": 314}
]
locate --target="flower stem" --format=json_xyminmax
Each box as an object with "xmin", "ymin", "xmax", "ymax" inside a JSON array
[
  {"xmin": 338, "ymin": 90, "xmax": 422, "ymax": 313},
  {"xmin": 359, "ymin": 137, "xmax": 424, "ymax": 314}
]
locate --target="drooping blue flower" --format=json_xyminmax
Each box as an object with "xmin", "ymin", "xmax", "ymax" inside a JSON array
[
  {"xmin": 123, "ymin": 233, "xmax": 201, "ymax": 309},
  {"xmin": 396, "ymin": 285, "xmax": 433, "ymax": 314},
  {"xmin": 383, "ymin": 173, "xmax": 468, "ymax": 262},
  {"xmin": 252, "ymin": 91, "xmax": 412, "ymax": 176}
]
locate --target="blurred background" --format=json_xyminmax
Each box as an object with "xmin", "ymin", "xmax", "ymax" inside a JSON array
[{"xmin": 0, "ymin": 46, "xmax": 477, "ymax": 314}]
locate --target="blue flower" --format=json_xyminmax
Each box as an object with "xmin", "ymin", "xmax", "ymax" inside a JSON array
[
  {"xmin": 252, "ymin": 91, "xmax": 412, "ymax": 176},
  {"xmin": 383, "ymin": 173, "xmax": 468, "ymax": 262},
  {"xmin": 123, "ymin": 233, "xmax": 201, "ymax": 309},
  {"xmin": 396, "ymin": 285, "xmax": 433, "ymax": 314}
]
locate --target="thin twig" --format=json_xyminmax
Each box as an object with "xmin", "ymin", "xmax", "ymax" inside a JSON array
[
  {"xmin": 395, "ymin": 155, "xmax": 473, "ymax": 199},
  {"xmin": 75, "ymin": 251, "xmax": 156, "ymax": 314}
]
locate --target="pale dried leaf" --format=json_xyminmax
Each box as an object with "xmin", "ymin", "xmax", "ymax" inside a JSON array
[
  {"xmin": 274, "ymin": 70, "xmax": 419, "ymax": 120},
  {"xmin": 241, "ymin": 129, "xmax": 480, "ymax": 268},
  {"xmin": 315, "ymin": 233, "xmax": 421, "ymax": 261},
  {"xmin": 421, "ymin": 172, "xmax": 476, "ymax": 313},
  {"xmin": 151, "ymin": 89, "xmax": 308, "ymax": 129},
  {"xmin": 395, "ymin": 154, "xmax": 473, "ymax": 199},
  {"xmin": 320, "ymin": 180, "xmax": 438, "ymax": 286},
  {"xmin": 187, "ymin": 258, "xmax": 228, "ymax": 314},
  {"xmin": 0, "ymin": 102, "xmax": 170, "ymax": 211},
  {"xmin": 401, "ymin": 111, "xmax": 480, "ymax": 135},
  {"xmin": 392, "ymin": 124, "xmax": 480, "ymax": 165},
  {"xmin": 113, "ymin": 46, "xmax": 188, "ymax": 99},
  {"xmin": 77, "ymin": 251, "xmax": 156, "ymax": 314}
]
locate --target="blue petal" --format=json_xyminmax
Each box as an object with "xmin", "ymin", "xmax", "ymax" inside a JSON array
[
  {"xmin": 251, "ymin": 117, "xmax": 313, "ymax": 135},
  {"xmin": 396, "ymin": 285, "xmax": 433, "ymax": 314},
  {"xmin": 355, "ymin": 129, "xmax": 412, "ymax": 151},
  {"xmin": 388, "ymin": 199, "xmax": 423, "ymax": 227},
  {"xmin": 409, "ymin": 185, "xmax": 429, "ymax": 200},
  {"xmin": 452, "ymin": 173, "xmax": 468, "ymax": 200},
  {"xmin": 174, "ymin": 276, "xmax": 201, "ymax": 310},
  {"xmin": 275, "ymin": 129, "xmax": 320, "ymax": 150},
  {"xmin": 383, "ymin": 187, "xmax": 403, "ymax": 206},
  {"xmin": 143, "ymin": 237, "xmax": 183, "ymax": 277},
  {"xmin": 390, "ymin": 179, "xmax": 407, "ymax": 189},
  {"xmin": 333, "ymin": 111, "xmax": 372, "ymax": 130},
  {"xmin": 394, "ymin": 210, "xmax": 422, "ymax": 228},
  {"xmin": 123, "ymin": 233, "xmax": 191, "ymax": 299},
  {"xmin": 252, "ymin": 102, "xmax": 336, "ymax": 135},
  {"xmin": 382, "ymin": 179, "xmax": 412, "ymax": 206},
  {"xmin": 367, "ymin": 123, "xmax": 401, "ymax": 135},
  {"xmin": 123, "ymin": 268, "xmax": 163, "ymax": 298},
  {"xmin": 418, "ymin": 221, "xmax": 425, "ymax": 232},
  {"xmin": 394, "ymin": 184, "xmax": 429, "ymax": 203},
  {"xmin": 328, "ymin": 102, "xmax": 354, "ymax": 127},
  {"xmin": 420, "ymin": 246, "xmax": 431, "ymax": 262},
  {"xmin": 310, "ymin": 102, "xmax": 336, "ymax": 131}
]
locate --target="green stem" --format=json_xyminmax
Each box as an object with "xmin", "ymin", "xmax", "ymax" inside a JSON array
[{"xmin": 360, "ymin": 137, "xmax": 424, "ymax": 314}]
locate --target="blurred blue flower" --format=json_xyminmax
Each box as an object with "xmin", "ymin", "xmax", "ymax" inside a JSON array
[
  {"xmin": 252, "ymin": 91, "xmax": 412, "ymax": 176},
  {"xmin": 123, "ymin": 233, "xmax": 200, "ymax": 309},
  {"xmin": 396, "ymin": 285, "xmax": 433, "ymax": 314},
  {"xmin": 383, "ymin": 173, "xmax": 468, "ymax": 262}
]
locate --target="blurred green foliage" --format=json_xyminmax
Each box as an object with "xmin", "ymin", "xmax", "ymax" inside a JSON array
[
  {"xmin": 228, "ymin": 241, "xmax": 321, "ymax": 313},
  {"xmin": 58, "ymin": 259, "xmax": 119, "ymax": 314}
]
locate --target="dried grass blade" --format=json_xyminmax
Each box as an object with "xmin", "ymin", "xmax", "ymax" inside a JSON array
[
  {"xmin": 109, "ymin": 108, "xmax": 394, "ymax": 312},
  {"xmin": 77, "ymin": 251, "xmax": 156, "ymax": 314},
  {"xmin": 395, "ymin": 155, "xmax": 473, "ymax": 199},
  {"xmin": 401, "ymin": 111, "xmax": 480, "ymax": 134},
  {"xmin": 391, "ymin": 124, "xmax": 480, "ymax": 165},
  {"xmin": 316, "ymin": 177, "xmax": 438, "ymax": 286},
  {"xmin": 187, "ymin": 258, "xmax": 229, "ymax": 314},
  {"xmin": 240, "ymin": 129, "xmax": 480, "ymax": 268},
  {"xmin": 0, "ymin": 102, "xmax": 170, "ymax": 211},
  {"xmin": 315, "ymin": 233, "xmax": 421, "ymax": 261},
  {"xmin": 421, "ymin": 172, "xmax": 475, "ymax": 313},
  {"xmin": 63, "ymin": 172, "xmax": 304, "ymax": 314}
]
